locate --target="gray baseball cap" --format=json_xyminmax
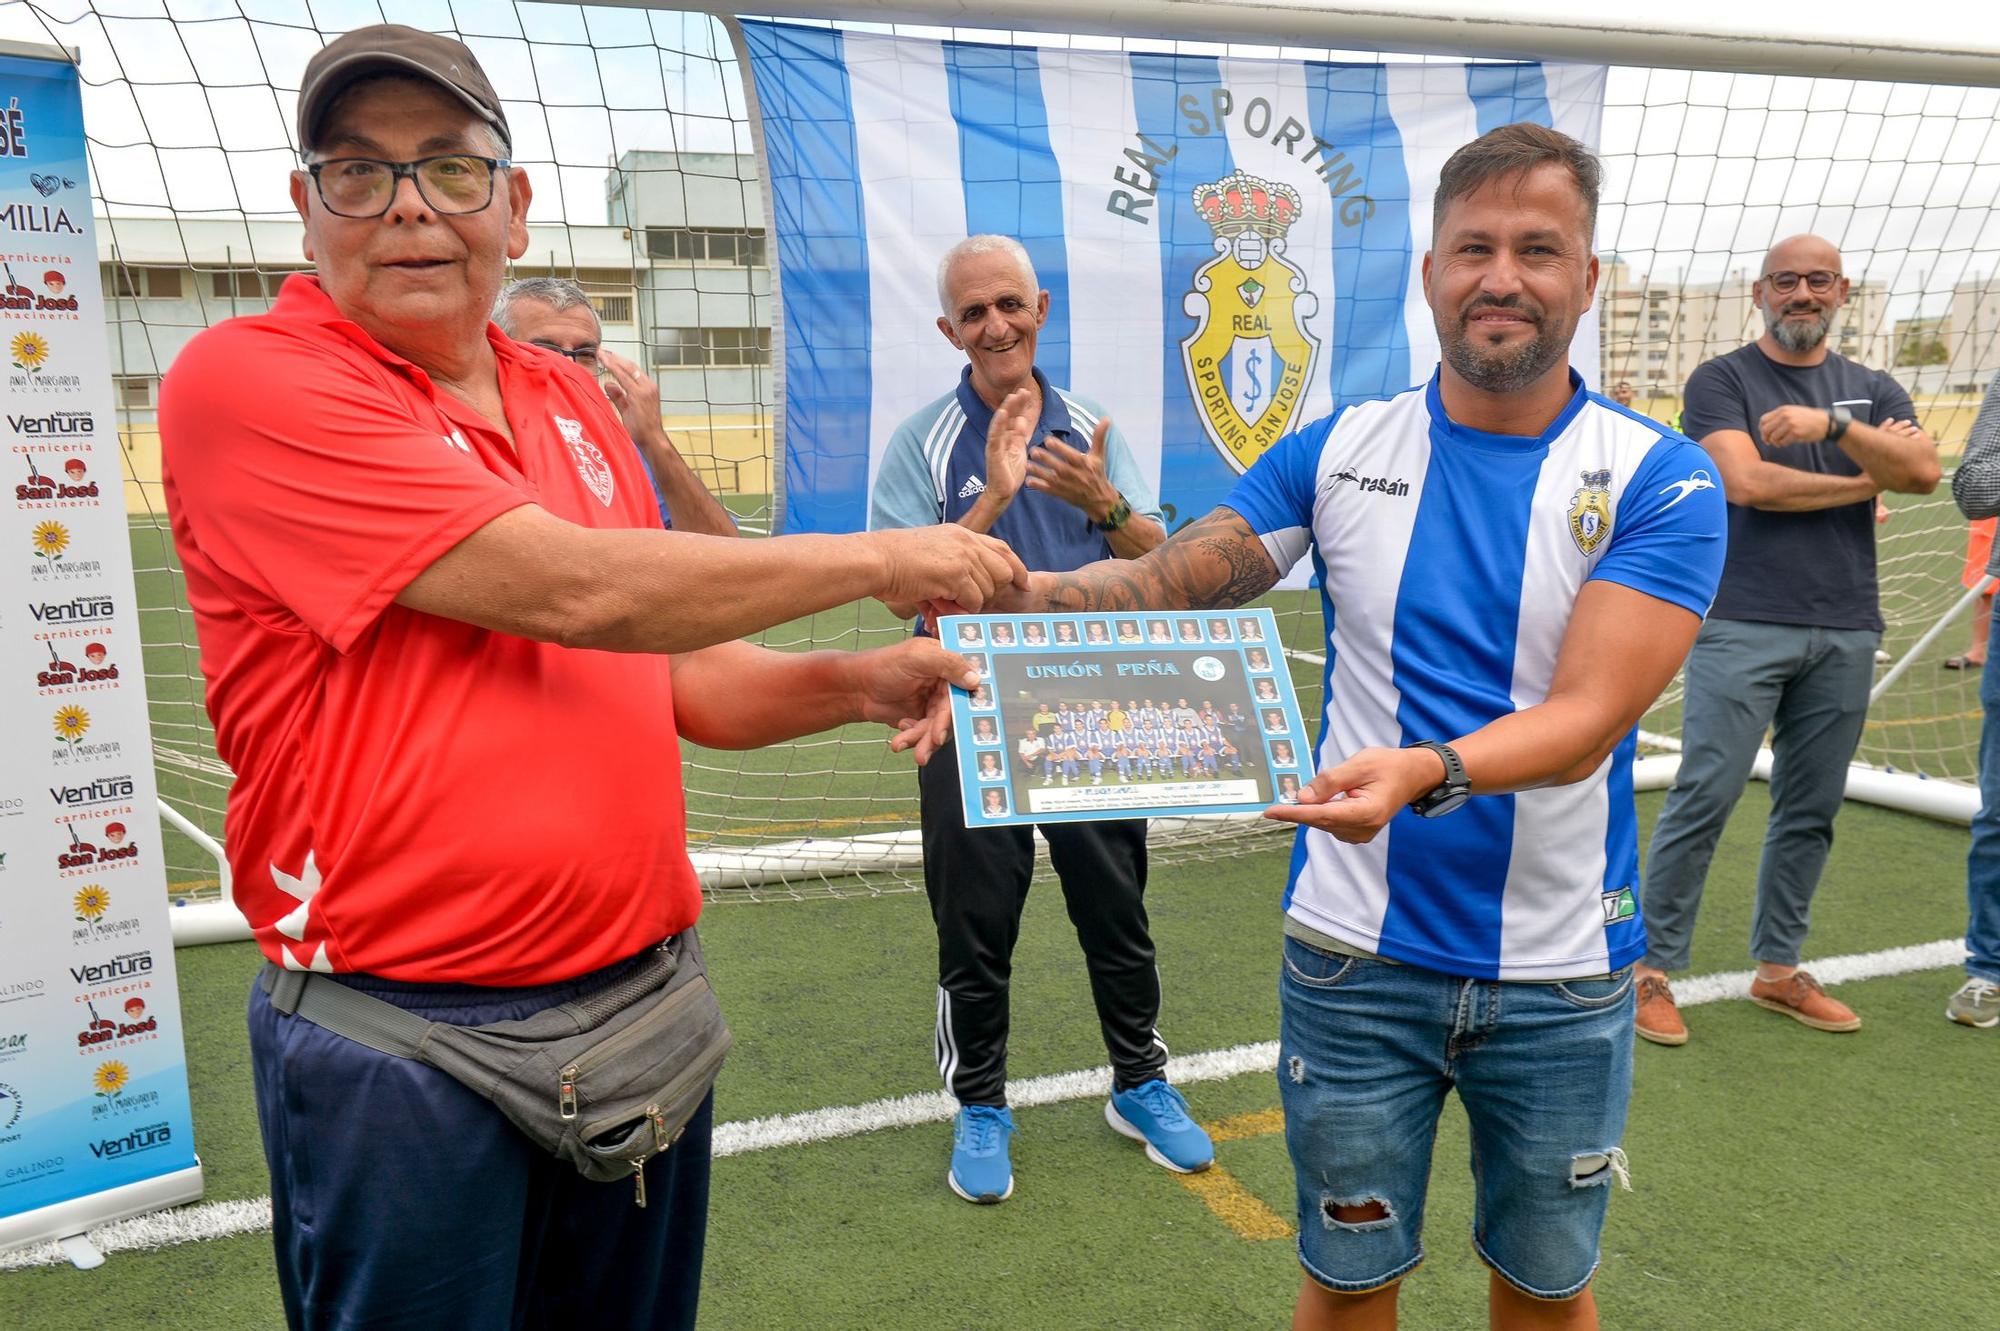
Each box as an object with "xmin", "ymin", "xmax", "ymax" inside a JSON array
[{"xmin": 297, "ymin": 25, "xmax": 511, "ymax": 155}]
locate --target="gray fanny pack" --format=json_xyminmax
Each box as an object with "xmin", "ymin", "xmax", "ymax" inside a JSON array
[{"xmin": 258, "ymin": 929, "xmax": 729, "ymax": 1205}]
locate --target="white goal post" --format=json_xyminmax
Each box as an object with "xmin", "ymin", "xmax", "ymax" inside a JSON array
[{"xmin": 702, "ymin": 1, "xmax": 2000, "ymax": 88}]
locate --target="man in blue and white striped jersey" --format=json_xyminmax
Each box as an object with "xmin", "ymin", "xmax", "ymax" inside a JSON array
[
  {"xmin": 992, "ymin": 124, "xmax": 1727, "ymax": 1331},
  {"xmin": 870, "ymin": 235, "xmax": 1214, "ymax": 1206}
]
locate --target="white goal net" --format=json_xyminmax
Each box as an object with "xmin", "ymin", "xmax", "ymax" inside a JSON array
[{"xmin": 3, "ymin": 0, "xmax": 1995, "ymax": 904}]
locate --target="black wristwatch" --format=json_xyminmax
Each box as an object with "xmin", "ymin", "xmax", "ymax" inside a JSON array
[
  {"xmin": 1098, "ymin": 492, "xmax": 1133, "ymax": 532},
  {"xmin": 1406, "ymin": 741, "xmax": 1471, "ymax": 818},
  {"xmin": 1824, "ymin": 405, "xmax": 1854, "ymax": 442}
]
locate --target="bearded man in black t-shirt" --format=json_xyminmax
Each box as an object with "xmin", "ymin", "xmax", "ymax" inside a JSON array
[{"xmin": 1633, "ymin": 234, "xmax": 1941, "ymax": 1047}]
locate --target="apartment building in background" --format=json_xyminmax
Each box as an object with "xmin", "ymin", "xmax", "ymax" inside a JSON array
[
  {"xmin": 94, "ymin": 150, "xmax": 775, "ymax": 507},
  {"xmin": 1597, "ymin": 258, "xmax": 1894, "ymax": 398}
]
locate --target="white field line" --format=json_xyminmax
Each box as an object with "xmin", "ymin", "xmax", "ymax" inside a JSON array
[{"xmin": 0, "ymin": 935, "xmax": 1968, "ymax": 1272}]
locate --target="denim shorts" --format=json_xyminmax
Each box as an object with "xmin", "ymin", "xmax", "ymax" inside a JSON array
[{"xmin": 1277, "ymin": 935, "xmax": 1635, "ymax": 1300}]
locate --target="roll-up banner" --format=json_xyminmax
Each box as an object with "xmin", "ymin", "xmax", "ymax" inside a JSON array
[{"xmin": 0, "ymin": 39, "xmax": 204, "ymax": 1267}]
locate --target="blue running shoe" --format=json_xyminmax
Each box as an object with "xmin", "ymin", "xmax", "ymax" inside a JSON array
[
  {"xmin": 948, "ymin": 1104, "xmax": 1016, "ymax": 1203},
  {"xmin": 1106, "ymin": 1079, "xmax": 1214, "ymax": 1174}
]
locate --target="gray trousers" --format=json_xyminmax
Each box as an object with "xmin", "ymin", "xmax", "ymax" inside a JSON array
[{"xmin": 1642, "ymin": 618, "xmax": 1879, "ymax": 972}]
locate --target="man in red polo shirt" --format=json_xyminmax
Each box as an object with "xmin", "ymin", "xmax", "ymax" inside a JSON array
[{"xmin": 159, "ymin": 26, "xmax": 1023, "ymax": 1331}]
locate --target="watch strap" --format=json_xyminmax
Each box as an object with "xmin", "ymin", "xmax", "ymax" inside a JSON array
[
  {"xmin": 1406, "ymin": 740, "xmax": 1470, "ymax": 816},
  {"xmin": 1099, "ymin": 492, "xmax": 1132, "ymax": 532}
]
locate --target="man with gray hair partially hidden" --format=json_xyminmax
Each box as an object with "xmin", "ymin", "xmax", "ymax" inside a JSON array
[
  {"xmin": 495, "ymin": 275, "xmax": 739, "ymax": 536},
  {"xmin": 870, "ymin": 233, "xmax": 1210, "ymax": 1205}
]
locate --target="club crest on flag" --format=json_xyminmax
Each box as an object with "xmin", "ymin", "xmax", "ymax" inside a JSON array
[
  {"xmin": 1180, "ymin": 170, "xmax": 1321, "ymax": 475},
  {"xmin": 1568, "ymin": 469, "xmax": 1614, "ymax": 555}
]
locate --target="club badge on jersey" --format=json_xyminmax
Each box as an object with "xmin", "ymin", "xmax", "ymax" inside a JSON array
[{"xmin": 1567, "ymin": 468, "xmax": 1614, "ymax": 555}]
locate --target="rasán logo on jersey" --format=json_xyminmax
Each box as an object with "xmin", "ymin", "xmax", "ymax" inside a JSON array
[
  {"xmin": 1181, "ymin": 172, "xmax": 1321, "ymax": 476},
  {"xmin": 1325, "ymin": 466, "xmax": 1410, "ymax": 499}
]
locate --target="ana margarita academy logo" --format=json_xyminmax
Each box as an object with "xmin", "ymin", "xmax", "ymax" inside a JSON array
[
  {"xmin": 70, "ymin": 882, "xmax": 142, "ymax": 944},
  {"xmin": 27, "ymin": 518, "xmax": 102, "ymax": 581},
  {"xmin": 9, "ymin": 327, "xmax": 50, "ymax": 372},
  {"xmin": 47, "ymin": 699, "xmax": 120, "ymax": 763},
  {"xmin": 52, "ymin": 701, "xmax": 89, "ymax": 745},
  {"xmin": 88, "ymin": 1057, "xmax": 161, "ymax": 1119},
  {"xmin": 6, "ymin": 327, "xmax": 82, "ymax": 391}
]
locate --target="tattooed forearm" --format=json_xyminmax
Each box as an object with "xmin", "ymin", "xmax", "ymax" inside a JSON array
[{"xmin": 1039, "ymin": 509, "xmax": 1280, "ymax": 611}]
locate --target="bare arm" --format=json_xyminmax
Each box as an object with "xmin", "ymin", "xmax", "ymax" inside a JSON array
[
  {"xmin": 1759, "ymin": 404, "xmax": 1940, "ymax": 495},
  {"xmin": 396, "ymin": 504, "xmax": 1026, "ymax": 655},
  {"xmin": 600, "ymin": 349, "xmax": 741, "ymax": 538},
  {"xmin": 669, "ymin": 636, "xmax": 976, "ymax": 760},
  {"xmin": 1269, "ymin": 582, "xmax": 1703, "ymax": 842},
  {"xmin": 1019, "ymin": 507, "xmax": 1281, "ymax": 612},
  {"xmin": 1697, "ymin": 428, "xmax": 1879, "ymax": 512},
  {"xmin": 1104, "ymin": 514, "xmax": 1166, "ymax": 559}
]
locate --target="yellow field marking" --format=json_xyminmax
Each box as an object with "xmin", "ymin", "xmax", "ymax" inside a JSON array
[
  {"xmin": 1178, "ymin": 1166, "xmax": 1296, "ymax": 1241},
  {"xmin": 1205, "ymin": 1107, "xmax": 1287, "ymax": 1143},
  {"xmin": 168, "ymin": 878, "xmax": 220, "ymax": 893},
  {"xmin": 1177, "ymin": 1108, "xmax": 1295, "ymax": 1241}
]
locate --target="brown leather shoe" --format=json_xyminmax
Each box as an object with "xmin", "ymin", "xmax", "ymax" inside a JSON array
[
  {"xmin": 1634, "ymin": 974, "xmax": 1688, "ymax": 1046},
  {"xmin": 1748, "ymin": 969, "xmax": 1861, "ymax": 1032}
]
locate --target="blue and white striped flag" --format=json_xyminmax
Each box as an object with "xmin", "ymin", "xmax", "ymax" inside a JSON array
[{"xmin": 738, "ymin": 20, "xmax": 1606, "ymax": 535}]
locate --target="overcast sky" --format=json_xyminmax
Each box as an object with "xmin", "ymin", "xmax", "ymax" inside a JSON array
[{"xmin": 3, "ymin": 0, "xmax": 1995, "ymax": 314}]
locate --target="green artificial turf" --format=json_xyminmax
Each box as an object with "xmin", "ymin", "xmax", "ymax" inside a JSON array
[{"xmin": 3, "ymin": 789, "xmax": 1992, "ymax": 1330}]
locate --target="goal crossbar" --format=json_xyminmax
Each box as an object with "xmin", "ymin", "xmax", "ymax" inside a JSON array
[{"xmin": 692, "ymin": 3, "xmax": 2000, "ymax": 88}]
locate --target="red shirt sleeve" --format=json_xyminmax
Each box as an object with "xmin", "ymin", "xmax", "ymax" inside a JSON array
[{"xmin": 161, "ymin": 318, "xmax": 530, "ymax": 653}]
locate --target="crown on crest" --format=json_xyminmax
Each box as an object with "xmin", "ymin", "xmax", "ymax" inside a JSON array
[{"xmin": 1193, "ymin": 171, "xmax": 1302, "ymax": 239}]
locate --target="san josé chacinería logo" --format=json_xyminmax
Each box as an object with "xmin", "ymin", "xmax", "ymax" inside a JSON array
[{"xmin": 1181, "ymin": 170, "xmax": 1321, "ymax": 474}]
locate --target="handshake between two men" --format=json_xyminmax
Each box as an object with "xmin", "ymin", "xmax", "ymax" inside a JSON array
[{"xmin": 877, "ymin": 383, "xmax": 1426, "ymax": 849}]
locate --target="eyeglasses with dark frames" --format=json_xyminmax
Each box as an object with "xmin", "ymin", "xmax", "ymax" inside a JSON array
[
  {"xmin": 1762, "ymin": 269, "xmax": 1842, "ymax": 295},
  {"xmin": 303, "ymin": 154, "xmax": 511, "ymax": 219},
  {"xmin": 528, "ymin": 341, "xmax": 603, "ymax": 372}
]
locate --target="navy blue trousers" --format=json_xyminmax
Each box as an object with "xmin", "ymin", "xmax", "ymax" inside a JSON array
[{"xmin": 247, "ymin": 955, "xmax": 712, "ymax": 1330}]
